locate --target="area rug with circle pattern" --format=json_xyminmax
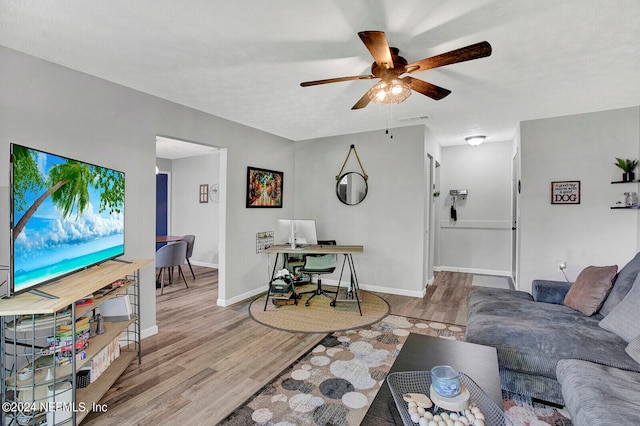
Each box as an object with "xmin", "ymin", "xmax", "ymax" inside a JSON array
[
  {"xmin": 220, "ymin": 314, "xmax": 572, "ymax": 426},
  {"xmin": 221, "ymin": 315, "xmax": 463, "ymax": 425}
]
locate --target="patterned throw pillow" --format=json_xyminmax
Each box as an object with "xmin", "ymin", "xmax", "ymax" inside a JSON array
[
  {"xmin": 563, "ymin": 265, "xmax": 618, "ymax": 316},
  {"xmin": 600, "ymin": 273, "xmax": 640, "ymax": 342},
  {"xmin": 626, "ymin": 335, "xmax": 640, "ymax": 364}
]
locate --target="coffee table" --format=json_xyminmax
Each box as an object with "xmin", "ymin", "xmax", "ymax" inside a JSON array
[{"xmin": 362, "ymin": 333, "xmax": 503, "ymax": 425}]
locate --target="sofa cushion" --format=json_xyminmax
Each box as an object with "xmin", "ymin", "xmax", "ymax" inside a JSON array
[
  {"xmin": 626, "ymin": 335, "xmax": 640, "ymax": 364},
  {"xmin": 599, "ymin": 273, "xmax": 640, "ymax": 342},
  {"xmin": 557, "ymin": 359, "xmax": 640, "ymax": 426},
  {"xmin": 600, "ymin": 251, "xmax": 640, "ymax": 316},
  {"xmin": 466, "ymin": 287, "xmax": 639, "ymax": 380},
  {"xmin": 531, "ymin": 279, "xmax": 572, "ymax": 304},
  {"xmin": 563, "ymin": 265, "xmax": 617, "ymax": 315}
]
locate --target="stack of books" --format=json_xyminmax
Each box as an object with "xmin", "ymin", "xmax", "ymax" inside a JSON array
[{"xmin": 43, "ymin": 316, "xmax": 92, "ymax": 365}]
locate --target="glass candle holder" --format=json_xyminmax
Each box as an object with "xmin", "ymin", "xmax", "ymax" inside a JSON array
[{"xmin": 431, "ymin": 365, "xmax": 461, "ymax": 397}]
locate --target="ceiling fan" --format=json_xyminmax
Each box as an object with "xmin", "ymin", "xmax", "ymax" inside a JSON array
[{"xmin": 300, "ymin": 31, "xmax": 492, "ymax": 110}]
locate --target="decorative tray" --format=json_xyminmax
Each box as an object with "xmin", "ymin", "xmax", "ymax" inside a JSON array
[{"xmin": 386, "ymin": 371, "xmax": 510, "ymax": 426}]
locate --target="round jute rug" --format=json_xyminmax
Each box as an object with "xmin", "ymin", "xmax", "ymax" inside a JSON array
[{"xmin": 249, "ymin": 286, "xmax": 390, "ymax": 333}]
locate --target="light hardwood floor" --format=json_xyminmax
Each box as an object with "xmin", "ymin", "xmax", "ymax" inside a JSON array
[{"xmin": 83, "ymin": 267, "xmax": 479, "ymax": 425}]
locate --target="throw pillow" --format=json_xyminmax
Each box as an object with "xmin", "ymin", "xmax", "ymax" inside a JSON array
[
  {"xmin": 563, "ymin": 265, "xmax": 618, "ymax": 316},
  {"xmin": 626, "ymin": 335, "xmax": 640, "ymax": 364},
  {"xmin": 600, "ymin": 252, "xmax": 640, "ymax": 316},
  {"xmin": 599, "ymin": 273, "xmax": 640, "ymax": 342}
]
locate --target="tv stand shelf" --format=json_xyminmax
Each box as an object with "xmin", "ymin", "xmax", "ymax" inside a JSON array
[
  {"xmin": 0, "ymin": 260, "xmax": 149, "ymax": 316},
  {"xmin": 1, "ymin": 258, "xmax": 151, "ymax": 425}
]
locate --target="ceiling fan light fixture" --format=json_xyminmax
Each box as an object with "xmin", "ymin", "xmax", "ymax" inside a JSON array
[
  {"xmin": 368, "ymin": 78, "xmax": 411, "ymax": 105},
  {"xmin": 466, "ymin": 135, "xmax": 486, "ymax": 146}
]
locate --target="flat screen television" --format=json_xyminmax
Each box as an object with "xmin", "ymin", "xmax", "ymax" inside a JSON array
[{"xmin": 9, "ymin": 144, "xmax": 125, "ymax": 297}]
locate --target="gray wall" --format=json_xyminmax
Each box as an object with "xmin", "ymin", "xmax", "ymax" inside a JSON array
[
  {"xmin": 519, "ymin": 106, "xmax": 640, "ymax": 293},
  {"xmin": 167, "ymin": 152, "xmax": 221, "ymax": 267},
  {"xmin": 5, "ymin": 43, "xmax": 637, "ymax": 327},
  {"xmin": 0, "ymin": 46, "xmax": 295, "ymax": 336},
  {"xmin": 437, "ymin": 141, "xmax": 514, "ymax": 275},
  {"xmin": 156, "ymin": 158, "xmax": 173, "ymax": 172},
  {"xmin": 294, "ymin": 125, "xmax": 439, "ymax": 296}
]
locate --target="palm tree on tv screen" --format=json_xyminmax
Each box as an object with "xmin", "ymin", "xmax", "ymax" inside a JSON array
[{"xmin": 12, "ymin": 145, "xmax": 124, "ymax": 241}]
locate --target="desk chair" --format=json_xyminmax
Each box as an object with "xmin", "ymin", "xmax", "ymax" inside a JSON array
[
  {"xmin": 299, "ymin": 240, "xmax": 337, "ymax": 306},
  {"xmin": 181, "ymin": 234, "xmax": 196, "ymax": 279},
  {"xmin": 156, "ymin": 241, "xmax": 189, "ymax": 295}
]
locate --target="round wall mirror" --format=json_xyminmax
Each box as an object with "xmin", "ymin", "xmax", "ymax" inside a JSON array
[{"xmin": 336, "ymin": 172, "xmax": 368, "ymax": 205}]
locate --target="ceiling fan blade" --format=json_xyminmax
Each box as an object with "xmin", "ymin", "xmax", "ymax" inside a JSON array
[
  {"xmin": 300, "ymin": 75, "xmax": 374, "ymax": 87},
  {"xmin": 404, "ymin": 76, "xmax": 451, "ymax": 100},
  {"xmin": 351, "ymin": 91, "xmax": 372, "ymax": 110},
  {"xmin": 358, "ymin": 31, "xmax": 394, "ymax": 70},
  {"xmin": 406, "ymin": 41, "xmax": 492, "ymax": 73}
]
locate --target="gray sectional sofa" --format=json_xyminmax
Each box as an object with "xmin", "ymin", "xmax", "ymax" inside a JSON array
[{"xmin": 465, "ymin": 252, "xmax": 640, "ymax": 425}]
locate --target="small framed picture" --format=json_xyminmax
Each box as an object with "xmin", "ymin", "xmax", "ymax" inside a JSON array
[
  {"xmin": 246, "ymin": 166, "xmax": 283, "ymax": 208},
  {"xmin": 551, "ymin": 181, "xmax": 580, "ymax": 204},
  {"xmin": 199, "ymin": 184, "xmax": 209, "ymax": 203}
]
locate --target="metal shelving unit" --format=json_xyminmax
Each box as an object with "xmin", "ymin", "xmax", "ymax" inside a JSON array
[{"xmin": 1, "ymin": 259, "xmax": 150, "ymax": 425}]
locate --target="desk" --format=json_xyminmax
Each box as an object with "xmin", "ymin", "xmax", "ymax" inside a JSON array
[
  {"xmin": 156, "ymin": 235, "xmax": 184, "ymax": 243},
  {"xmin": 264, "ymin": 244, "xmax": 364, "ymax": 314}
]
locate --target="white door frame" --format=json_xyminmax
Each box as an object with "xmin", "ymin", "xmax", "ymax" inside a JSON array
[
  {"xmin": 423, "ymin": 154, "xmax": 436, "ymax": 289},
  {"xmin": 511, "ymin": 148, "xmax": 520, "ymax": 288}
]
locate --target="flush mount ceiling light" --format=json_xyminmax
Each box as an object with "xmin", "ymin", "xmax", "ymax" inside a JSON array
[
  {"xmin": 466, "ymin": 136, "xmax": 486, "ymax": 146},
  {"xmin": 367, "ymin": 77, "xmax": 412, "ymax": 105}
]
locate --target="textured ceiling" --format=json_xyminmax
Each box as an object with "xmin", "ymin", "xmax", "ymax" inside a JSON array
[
  {"xmin": 1, "ymin": 0, "xmax": 639, "ymax": 146},
  {"xmin": 156, "ymin": 136, "xmax": 218, "ymax": 160}
]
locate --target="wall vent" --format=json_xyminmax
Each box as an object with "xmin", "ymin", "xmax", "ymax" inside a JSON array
[{"xmin": 398, "ymin": 114, "xmax": 431, "ymax": 122}]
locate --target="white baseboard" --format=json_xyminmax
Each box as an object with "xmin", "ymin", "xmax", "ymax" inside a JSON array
[
  {"xmin": 215, "ymin": 267, "xmax": 507, "ymax": 307},
  {"xmin": 191, "ymin": 260, "xmax": 219, "ymax": 269},
  {"xmin": 321, "ymin": 278, "xmax": 425, "ymax": 299},
  {"xmin": 361, "ymin": 283, "xmax": 425, "ymax": 298},
  {"xmin": 141, "ymin": 325, "xmax": 159, "ymax": 340},
  {"xmin": 435, "ymin": 266, "xmax": 511, "ymax": 277},
  {"xmin": 216, "ymin": 276, "xmax": 434, "ymax": 306},
  {"xmin": 217, "ymin": 285, "xmax": 267, "ymax": 307}
]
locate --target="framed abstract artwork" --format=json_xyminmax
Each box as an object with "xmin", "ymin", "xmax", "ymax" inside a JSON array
[{"xmin": 246, "ymin": 166, "xmax": 283, "ymax": 208}]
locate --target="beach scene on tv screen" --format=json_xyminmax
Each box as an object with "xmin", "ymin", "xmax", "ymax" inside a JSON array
[{"xmin": 12, "ymin": 145, "xmax": 124, "ymax": 293}]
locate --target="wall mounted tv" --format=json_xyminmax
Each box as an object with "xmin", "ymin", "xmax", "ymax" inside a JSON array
[{"xmin": 9, "ymin": 144, "xmax": 125, "ymax": 298}]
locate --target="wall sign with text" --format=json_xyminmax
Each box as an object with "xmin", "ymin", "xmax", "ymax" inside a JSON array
[{"xmin": 551, "ymin": 181, "xmax": 580, "ymax": 204}]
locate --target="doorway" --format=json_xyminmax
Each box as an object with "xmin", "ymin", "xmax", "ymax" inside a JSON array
[
  {"xmin": 155, "ymin": 172, "xmax": 170, "ymax": 250},
  {"xmin": 424, "ymin": 154, "xmax": 436, "ymax": 288},
  {"xmin": 155, "ymin": 136, "xmax": 224, "ymax": 295},
  {"xmin": 511, "ymin": 148, "xmax": 520, "ymax": 287}
]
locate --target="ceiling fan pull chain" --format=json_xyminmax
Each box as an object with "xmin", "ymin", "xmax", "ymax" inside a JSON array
[
  {"xmin": 387, "ymin": 105, "xmax": 394, "ymax": 139},
  {"xmin": 336, "ymin": 144, "xmax": 368, "ymax": 181}
]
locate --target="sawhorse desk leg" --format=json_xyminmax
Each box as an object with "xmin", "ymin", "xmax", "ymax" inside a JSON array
[
  {"xmin": 264, "ymin": 253, "xmax": 281, "ymax": 311},
  {"xmin": 333, "ymin": 254, "xmax": 362, "ymax": 316}
]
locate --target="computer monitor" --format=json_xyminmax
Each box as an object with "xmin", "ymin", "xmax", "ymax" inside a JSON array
[{"xmin": 277, "ymin": 219, "xmax": 318, "ymax": 246}]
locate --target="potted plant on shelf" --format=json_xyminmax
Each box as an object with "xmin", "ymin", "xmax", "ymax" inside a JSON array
[{"xmin": 614, "ymin": 157, "xmax": 638, "ymax": 182}]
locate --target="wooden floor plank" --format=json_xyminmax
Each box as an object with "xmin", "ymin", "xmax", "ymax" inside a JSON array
[{"xmin": 82, "ymin": 267, "xmax": 481, "ymax": 425}]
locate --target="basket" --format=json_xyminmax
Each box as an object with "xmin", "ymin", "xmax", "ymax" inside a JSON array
[
  {"xmin": 76, "ymin": 369, "xmax": 91, "ymax": 388},
  {"xmin": 386, "ymin": 370, "xmax": 510, "ymax": 426}
]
